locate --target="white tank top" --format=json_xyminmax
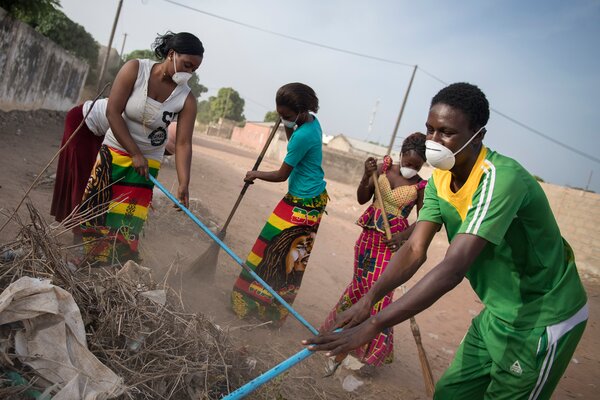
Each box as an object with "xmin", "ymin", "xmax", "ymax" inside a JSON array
[
  {"xmin": 103, "ymin": 59, "xmax": 190, "ymax": 161},
  {"xmin": 82, "ymin": 98, "xmax": 109, "ymax": 136}
]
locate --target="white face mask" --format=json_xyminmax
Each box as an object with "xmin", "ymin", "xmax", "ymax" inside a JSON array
[
  {"xmin": 400, "ymin": 167, "xmax": 418, "ymax": 179},
  {"xmin": 425, "ymin": 126, "xmax": 486, "ymax": 170},
  {"xmin": 171, "ymin": 53, "xmax": 192, "ymax": 85},
  {"xmin": 281, "ymin": 113, "xmax": 301, "ymax": 129}
]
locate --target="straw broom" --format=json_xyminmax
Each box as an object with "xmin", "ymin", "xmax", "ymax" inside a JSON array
[
  {"xmin": 372, "ymin": 157, "xmax": 435, "ymax": 396},
  {"xmin": 188, "ymin": 118, "xmax": 281, "ymax": 281}
]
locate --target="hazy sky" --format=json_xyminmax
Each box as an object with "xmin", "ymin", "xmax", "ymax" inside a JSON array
[{"xmin": 60, "ymin": 0, "xmax": 600, "ymax": 192}]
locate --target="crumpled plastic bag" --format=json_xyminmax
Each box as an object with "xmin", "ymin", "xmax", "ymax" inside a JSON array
[{"xmin": 0, "ymin": 276, "xmax": 124, "ymax": 399}]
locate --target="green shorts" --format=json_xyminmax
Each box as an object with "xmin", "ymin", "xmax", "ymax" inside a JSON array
[{"xmin": 434, "ymin": 304, "xmax": 588, "ymax": 400}]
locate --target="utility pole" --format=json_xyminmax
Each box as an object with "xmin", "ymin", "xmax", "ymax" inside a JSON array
[
  {"xmin": 386, "ymin": 64, "xmax": 418, "ymax": 156},
  {"xmin": 584, "ymin": 170, "xmax": 593, "ymax": 193},
  {"xmin": 97, "ymin": 0, "xmax": 124, "ymax": 92},
  {"xmin": 219, "ymin": 89, "xmax": 232, "ymax": 133},
  {"xmin": 367, "ymin": 98, "xmax": 380, "ymax": 141},
  {"xmin": 119, "ymin": 33, "xmax": 128, "ymax": 60}
]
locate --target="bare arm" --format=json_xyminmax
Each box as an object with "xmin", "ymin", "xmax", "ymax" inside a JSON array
[
  {"xmin": 173, "ymin": 93, "xmax": 196, "ymax": 208},
  {"xmin": 366, "ymin": 220, "xmax": 439, "ymax": 306},
  {"xmin": 372, "ymin": 233, "xmax": 487, "ymax": 328},
  {"xmin": 305, "ymin": 231, "xmax": 489, "ymax": 355},
  {"xmin": 106, "ymin": 60, "xmax": 148, "ymax": 177},
  {"xmin": 395, "ymin": 183, "xmax": 426, "ymax": 240},
  {"xmin": 357, "ymin": 157, "xmax": 377, "ymax": 204},
  {"xmin": 245, "ymin": 162, "xmax": 293, "ymax": 183}
]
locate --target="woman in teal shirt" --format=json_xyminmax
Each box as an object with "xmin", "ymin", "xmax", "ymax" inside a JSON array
[{"xmin": 231, "ymin": 82, "xmax": 328, "ymax": 325}]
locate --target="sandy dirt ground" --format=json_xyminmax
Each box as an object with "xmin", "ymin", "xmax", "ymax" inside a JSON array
[{"xmin": 0, "ymin": 109, "xmax": 598, "ymax": 399}]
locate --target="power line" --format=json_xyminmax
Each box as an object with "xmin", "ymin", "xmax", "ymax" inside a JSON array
[
  {"xmin": 416, "ymin": 67, "xmax": 600, "ymax": 164},
  {"xmin": 162, "ymin": 0, "xmax": 414, "ymax": 67},
  {"xmin": 490, "ymin": 108, "xmax": 600, "ymax": 164},
  {"xmin": 161, "ymin": 0, "xmax": 599, "ymax": 165}
]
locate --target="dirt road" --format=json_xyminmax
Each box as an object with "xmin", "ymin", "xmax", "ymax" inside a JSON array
[{"xmin": 0, "ymin": 109, "xmax": 597, "ymax": 399}]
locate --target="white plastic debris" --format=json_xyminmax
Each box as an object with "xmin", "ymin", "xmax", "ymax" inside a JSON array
[{"xmin": 342, "ymin": 375, "xmax": 364, "ymax": 392}]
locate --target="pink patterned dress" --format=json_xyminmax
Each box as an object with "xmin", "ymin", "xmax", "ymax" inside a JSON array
[{"xmin": 321, "ymin": 166, "xmax": 427, "ymax": 366}]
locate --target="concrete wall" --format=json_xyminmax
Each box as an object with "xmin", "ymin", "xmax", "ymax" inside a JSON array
[
  {"xmin": 205, "ymin": 118, "xmax": 237, "ymax": 139},
  {"xmin": 540, "ymin": 183, "xmax": 600, "ymax": 276},
  {"xmin": 0, "ymin": 8, "xmax": 89, "ymax": 112},
  {"xmin": 231, "ymin": 121, "xmax": 286, "ymax": 152}
]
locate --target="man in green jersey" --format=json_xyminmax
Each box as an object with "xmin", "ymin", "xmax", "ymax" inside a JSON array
[{"xmin": 304, "ymin": 83, "xmax": 587, "ymax": 399}]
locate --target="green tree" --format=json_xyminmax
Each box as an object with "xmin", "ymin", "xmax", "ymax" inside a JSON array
[
  {"xmin": 209, "ymin": 88, "xmax": 245, "ymax": 122},
  {"xmin": 34, "ymin": 8, "xmax": 98, "ymax": 66},
  {"xmin": 264, "ymin": 111, "xmax": 279, "ymax": 122},
  {"xmin": 0, "ymin": 0, "xmax": 59, "ymax": 22},
  {"xmin": 124, "ymin": 49, "xmax": 156, "ymax": 62},
  {"xmin": 1, "ymin": 1, "xmax": 98, "ymax": 68},
  {"xmin": 196, "ymin": 100, "xmax": 211, "ymax": 124},
  {"xmin": 188, "ymin": 73, "xmax": 207, "ymax": 99}
]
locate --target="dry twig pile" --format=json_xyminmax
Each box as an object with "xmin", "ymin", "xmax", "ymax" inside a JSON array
[{"xmin": 0, "ymin": 203, "xmax": 252, "ymax": 399}]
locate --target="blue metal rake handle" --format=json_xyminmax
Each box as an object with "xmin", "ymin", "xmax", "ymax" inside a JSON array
[
  {"xmin": 223, "ymin": 326, "xmax": 343, "ymax": 399},
  {"xmin": 149, "ymin": 175, "xmax": 319, "ymax": 336},
  {"xmin": 223, "ymin": 348, "xmax": 313, "ymax": 399}
]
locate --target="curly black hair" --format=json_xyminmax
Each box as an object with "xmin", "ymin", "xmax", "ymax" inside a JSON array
[
  {"xmin": 401, "ymin": 132, "xmax": 426, "ymax": 160},
  {"xmin": 152, "ymin": 31, "xmax": 204, "ymax": 60},
  {"xmin": 276, "ymin": 83, "xmax": 319, "ymax": 113},
  {"xmin": 431, "ymin": 82, "xmax": 489, "ymax": 129}
]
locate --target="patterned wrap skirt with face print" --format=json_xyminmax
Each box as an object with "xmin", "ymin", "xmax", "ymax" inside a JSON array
[{"xmin": 231, "ymin": 190, "xmax": 328, "ymax": 325}]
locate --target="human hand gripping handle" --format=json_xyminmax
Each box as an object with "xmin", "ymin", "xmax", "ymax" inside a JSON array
[
  {"xmin": 332, "ymin": 295, "xmax": 373, "ymax": 331},
  {"xmin": 132, "ymin": 153, "xmax": 149, "ymax": 179},
  {"xmin": 244, "ymin": 170, "xmax": 258, "ymax": 184},
  {"xmin": 383, "ymin": 232, "xmax": 405, "ymax": 253},
  {"xmin": 302, "ymin": 318, "xmax": 380, "ymax": 357},
  {"xmin": 176, "ymin": 184, "xmax": 189, "ymax": 209}
]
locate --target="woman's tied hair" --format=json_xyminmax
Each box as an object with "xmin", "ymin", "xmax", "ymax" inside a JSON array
[
  {"xmin": 401, "ymin": 132, "xmax": 426, "ymax": 161},
  {"xmin": 276, "ymin": 83, "xmax": 319, "ymax": 113},
  {"xmin": 153, "ymin": 31, "xmax": 204, "ymax": 60},
  {"xmin": 430, "ymin": 82, "xmax": 489, "ymax": 130}
]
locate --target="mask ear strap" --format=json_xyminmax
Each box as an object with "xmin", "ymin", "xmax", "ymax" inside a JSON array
[{"xmin": 453, "ymin": 126, "xmax": 486, "ymax": 155}]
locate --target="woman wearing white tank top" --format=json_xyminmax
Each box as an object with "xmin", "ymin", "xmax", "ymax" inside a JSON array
[{"xmin": 79, "ymin": 32, "xmax": 204, "ymax": 265}]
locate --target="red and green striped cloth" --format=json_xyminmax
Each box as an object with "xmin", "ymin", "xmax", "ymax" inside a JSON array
[
  {"xmin": 80, "ymin": 145, "xmax": 160, "ymax": 264},
  {"xmin": 231, "ymin": 191, "xmax": 327, "ymax": 323}
]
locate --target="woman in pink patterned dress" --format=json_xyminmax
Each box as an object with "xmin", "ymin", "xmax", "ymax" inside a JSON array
[{"xmin": 321, "ymin": 132, "xmax": 427, "ymax": 371}]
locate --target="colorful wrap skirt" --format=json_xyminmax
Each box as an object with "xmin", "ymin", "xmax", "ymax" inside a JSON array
[
  {"xmin": 320, "ymin": 226, "xmax": 396, "ymax": 366},
  {"xmin": 80, "ymin": 145, "xmax": 160, "ymax": 264},
  {"xmin": 231, "ymin": 190, "xmax": 328, "ymax": 324},
  {"xmin": 50, "ymin": 104, "xmax": 104, "ymax": 223}
]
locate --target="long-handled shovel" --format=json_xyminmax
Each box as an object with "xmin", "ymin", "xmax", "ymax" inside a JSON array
[
  {"xmin": 372, "ymin": 159, "xmax": 435, "ymax": 396},
  {"xmin": 189, "ymin": 118, "xmax": 281, "ymax": 281}
]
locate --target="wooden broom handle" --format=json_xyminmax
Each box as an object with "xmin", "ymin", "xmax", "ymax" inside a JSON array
[
  {"xmin": 374, "ymin": 170, "xmax": 435, "ymax": 396},
  {"xmin": 402, "ymin": 285, "xmax": 435, "ymax": 396},
  {"xmin": 371, "ymin": 170, "xmax": 393, "ymax": 240},
  {"xmin": 220, "ymin": 118, "xmax": 282, "ymax": 234}
]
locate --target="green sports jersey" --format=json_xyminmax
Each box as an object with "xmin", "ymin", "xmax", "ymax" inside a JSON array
[{"xmin": 418, "ymin": 146, "xmax": 587, "ymax": 329}]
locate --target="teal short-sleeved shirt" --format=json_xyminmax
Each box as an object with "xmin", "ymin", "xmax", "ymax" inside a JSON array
[
  {"xmin": 283, "ymin": 116, "xmax": 326, "ymax": 198},
  {"xmin": 418, "ymin": 146, "xmax": 587, "ymax": 329}
]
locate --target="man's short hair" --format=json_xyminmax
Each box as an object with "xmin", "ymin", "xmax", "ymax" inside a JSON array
[{"xmin": 431, "ymin": 83, "xmax": 490, "ymax": 129}]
